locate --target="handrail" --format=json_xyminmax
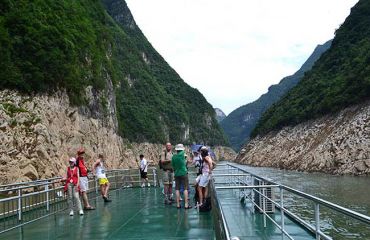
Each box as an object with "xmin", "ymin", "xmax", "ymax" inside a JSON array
[
  {"xmin": 214, "ymin": 162, "xmax": 370, "ymax": 240},
  {"xmin": 0, "ymin": 167, "xmax": 159, "ymax": 234},
  {"xmin": 226, "ymin": 162, "xmax": 370, "ymax": 225}
]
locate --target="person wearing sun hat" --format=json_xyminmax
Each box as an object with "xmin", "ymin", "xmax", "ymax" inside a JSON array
[
  {"xmin": 63, "ymin": 157, "xmax": 83, "ymax": 216},
  {"xmin": 76, "ymin": 148, "xmax": 95, "ymax": 210},
  {"xmin": 171, "ymin": 144, "xmax": 192, "ymax": 209}
]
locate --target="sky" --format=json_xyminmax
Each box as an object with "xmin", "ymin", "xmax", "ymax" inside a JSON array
[{"xmin": 125, "ymin": 0, "xmax": 359, "ymax": 115}]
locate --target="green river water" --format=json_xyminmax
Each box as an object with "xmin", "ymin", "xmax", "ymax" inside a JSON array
[{"xmin": 233, "ymin": 162, "xmax": 370, "ymax": 239}]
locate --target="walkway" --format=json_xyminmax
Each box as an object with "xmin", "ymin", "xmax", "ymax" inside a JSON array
[{"xmin": 0, "ymin": 188, "xmax": 215, "ymax": 240}]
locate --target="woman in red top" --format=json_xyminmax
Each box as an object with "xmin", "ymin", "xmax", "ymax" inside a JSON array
[{"xmin": 64, "ymin": 157, "xmax": 84, "ymax": 216}]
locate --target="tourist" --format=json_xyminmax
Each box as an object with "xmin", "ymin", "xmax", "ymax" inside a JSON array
[
  {"xmin": 192, "ymin": 151, "xmax": 202, "ymax": 176},
  {"xmin": 140, "ymin": 154, "xmax": 150, "ymax": 187},
  {"xmin": 94, "ymin": 154, "xmax": 112, "ymax": 202},
  {"xmin": 161, "ymin": 142, "xmax": 174, "ymax": 204},
  {"xmin": 76, "ymin": 148, "xmax": 95, "ymax": 210},
  {"xmin": 171, "ymin": 144, "xmax": 191, "ymax": 209},
  {"xmin": 197, "ymin": 146, "xmax": 213, "ymax": 207},
  {"xmin": 63, "ymin": 157, "xmax": 83, "ymax": 216}
]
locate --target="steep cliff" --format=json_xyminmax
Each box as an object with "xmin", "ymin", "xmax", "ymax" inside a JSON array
[
  {"xmin": 236, "ymin": 0, "xmax": 370, "ymax": 175},
  {"xmin": 0, "ymin": 90, "xmax": 168, "ymax": 183},
  {"xmin": 236, "ymin": 101, "xmax": 370, "ymax": 175},
  {"xmin": 215, "ymin": 108, "xmax": 226, "ymax": 123},
  {"xmin": 252, "ymin": 0, "xmax": 370, "ymax": 137},
  {"xmin": 221, "ymin": 40, "xmax": 332, "ymax": 151},
  {"xmin": 0, "ymin": 89, "xmax": 232, "ymax": 183},
  {"xmin": 0, "ymin": 0, "xmax": 228, "ymax": 145}
]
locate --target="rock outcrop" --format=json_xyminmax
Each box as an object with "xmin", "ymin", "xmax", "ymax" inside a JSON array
[
  {"xmin": 0, "ymin": 90, "xmax": 233, "ymax": 183},
  {"xmin": 236, "ymin": 101, "xmax": 370, "ymax": 175},
  {"xmin": 0, "ymin": 90, "xmax": 165, "ymax": 184},
  {"xmin": 213, "ymin": 146, "xmax": 237, "ymax": 161}
]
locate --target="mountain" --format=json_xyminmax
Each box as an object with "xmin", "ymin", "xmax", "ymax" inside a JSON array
[
  {"xmin": 235, "ymin": 0, "xmax": 370, "ymax": 175},
  {"xmin": 0, "ymin": 0, "xmax": 228, "ymax": 146},
  {"xmin": 221, "ymin": 40, "xmax": 332, "ymax": 150},
  {"xmin": 252, "ymin": 0, "xmax": 370, "ymax": 138},
  {"xmin": 214, "ymin": 108, "xmax": 226, "ymax": 122}
]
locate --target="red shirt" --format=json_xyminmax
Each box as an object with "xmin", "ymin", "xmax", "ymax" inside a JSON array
[
  {"xmin": 64, "ymin": 166, "xmax": 79, "ymax": 192},
  {"xmin": 77, "ymin": 156, "xmax": 88, "ymax": 177},
  {"xmin": 66, "ymin": 167, "xmax": 79, "ymax": 185}
]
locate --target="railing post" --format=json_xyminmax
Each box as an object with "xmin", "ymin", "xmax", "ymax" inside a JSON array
[
  {"xmin": 315, "ymin": 203, "xmax": 320, "ymax": 240},
  {"xmin": 280, "ymin": 188, "xmax": 285, "ymax": 239},
  {"xmin": 17, "ymin": 189, "xmax": 22, "ymax": 222},
  {"xmin": 95, "ymin": 176, "xmax": 98, "ymax": 195},
  {"xmin": 46, "ymin": 183, "xmax": 49, "ymax": 212},
  {"xmin": 153, "ymin": 168, "xmax": 157, "ymax": 187},
  {"xmin": 262, "ymin": 182, "xmax": 267, "ymax": 228}
]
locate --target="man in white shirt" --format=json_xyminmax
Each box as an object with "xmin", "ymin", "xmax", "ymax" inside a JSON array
[{"xmin": 140, "ymin": 154, "xmax": 150, "ymax": 187}]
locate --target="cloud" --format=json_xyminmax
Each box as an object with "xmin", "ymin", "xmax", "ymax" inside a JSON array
[{"xmin": 126, "ymin": 0, "xmax": 359, "ymax": 115}]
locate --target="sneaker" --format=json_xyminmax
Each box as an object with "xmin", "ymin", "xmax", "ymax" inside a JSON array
[
  {"xmin": 148, "ymin": 183, "xmax": 151, "ymax": 187},
  {"xmin": 79, "ymin": 210, "xmax": 84, "ymax": 215},
  {"xmin": 69, "ymin": 210, "xmax": 74, "ymax": 216},
  {"xmin": 141, "ymin": 183, "xmax": 145, "ymax": 188}
]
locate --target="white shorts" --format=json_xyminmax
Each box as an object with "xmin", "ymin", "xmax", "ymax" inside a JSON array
[
  {"xmin": 79, "ymin": 177, "xmax": 89, "ymax": 192},
  {"xmin": 198, "ymin": 173, "xmax": 210, "ymax": 187}
]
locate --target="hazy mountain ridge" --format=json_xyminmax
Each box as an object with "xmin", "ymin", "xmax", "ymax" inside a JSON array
[
  {"xmin": 252, "ymin": 0, "xmax": 370, "ymax": 137},
  {"xmin": 221, "ymin": 40, "xmax": 332, "ymax": 150},
  {"xmin": 214, "ymin": 108, "xmax": 226, "ymax": 122}
]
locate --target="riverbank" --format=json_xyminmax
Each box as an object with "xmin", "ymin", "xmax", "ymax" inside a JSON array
[{"xmin": 235, "ymin": 100, "xmax": 370, "ymax": 175}]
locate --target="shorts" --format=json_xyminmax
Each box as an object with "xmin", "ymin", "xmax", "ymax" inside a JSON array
[
  {"xmin": 98, "ymin": 178, "xmax": 109, "ymax": 185},
  {"xmin": 79, "ymin": 177, "xmax": 89, "ymax": 192},
  {"xmin": 141, "ymin": 171, "xmax": 148, "ymax": 179},
  {"xmin": 162, "ymin": 170, "xmax": 174, "ymax": 185},
  {"xmin": 198, "ymin": 173, "xmax": 210, "ymax": 187},
  {"xmin": 175, "ymin": 175, "xmax": 189, "ymax": 191}
]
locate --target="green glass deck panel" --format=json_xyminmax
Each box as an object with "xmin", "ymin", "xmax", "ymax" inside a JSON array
[
  {"xmin": 0, "ymin": 188, "xmax": 215, "ymax": 240},
  {"xmin": 216, "ymin": 190, "xmax": 315, "ymax": 240}
]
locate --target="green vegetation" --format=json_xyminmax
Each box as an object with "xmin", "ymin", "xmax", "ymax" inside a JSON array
[
  {"xmin": 1, "ymin": 102, "xmax": 28, "ymax": 117},
  {"xmin": 252, "ymin": 0, "xmax": 370, "ymax": 137},
  {"xmin": 0, "ymin": 0, "xmax": 228, "ymax": 145},
  {"xmin": 221, "ymin": 40, "xmax": 332, "ymax": 150}
]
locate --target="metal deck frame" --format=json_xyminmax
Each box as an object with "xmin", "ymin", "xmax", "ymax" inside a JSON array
[{"xmin": 211, "ymin": 163, "xmax": 370, "ymax": 240}]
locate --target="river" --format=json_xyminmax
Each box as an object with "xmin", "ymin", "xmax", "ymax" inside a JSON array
[{"xmin": 230, "ymin": 162, "xmax": 370, "ymax": 239}]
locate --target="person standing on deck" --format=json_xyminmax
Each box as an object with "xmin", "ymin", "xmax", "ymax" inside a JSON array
[
  {"xmin": 197, "ymin": 146, "xmax": 213, "ymax": 207},
  {"xmin": 171, "ymin": 144, "xmax": 192, "ymax": 209},
  {"xmin": 161, "ymin": 142, "xmax": 174, "ymax": 204},
  {"xmin": 76, "ymin": 148, "xmax": 95, "ymax": 210},
  {"xmin": 63, "ymin": 157, "xmax": 84, "ymax": 216},
  {"xmin": 94, "ymin": 154, "xmax": 112, "ymax": 202},
  {"xmin": 140, "ymin": 154, "xmax": 150, "ymax": 187}
]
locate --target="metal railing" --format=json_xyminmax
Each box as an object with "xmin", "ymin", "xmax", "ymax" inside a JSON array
[
  {"xmin": 0, "ymin": 167, "xmax": 158, "ymax": 234},
  {"xmin": 212, "ymin": 163, "xmax": 370, "ymax": 240}
]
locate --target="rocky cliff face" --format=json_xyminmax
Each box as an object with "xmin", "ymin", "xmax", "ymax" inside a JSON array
[
  {"xmin": 213, "ymin": 146, "xmax": 237, "ymax": 161},
  {"xmin": 0, "ymin": 89, "xmax": 233, "ymax": 183},
  {"xmin": 214, "ymin": 108, "xmax": 226, "ymax": 123},
  {"xmin": 0, "ymin": 90, "xmax": 166, "ymax": 184},
  {"xmin": 236, "ymin": 101, "xmax": 370, "ymax": 175}
]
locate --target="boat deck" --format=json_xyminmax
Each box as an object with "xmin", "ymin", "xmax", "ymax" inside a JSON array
[
  {"xmin": 0, "ymin": 186, "xmax": 316, "ymax": 240},
  {"xmin": 0, "ymin": 187, "xmax": 215, "ymax": 240}
]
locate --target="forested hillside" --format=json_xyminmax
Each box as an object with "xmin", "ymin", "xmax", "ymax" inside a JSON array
[
  {"xmin": 252, "ymin": 0, "xmax": 370, "ymax": 137},
  {"xmin": 0, "ymin": 0, "xmax": 228, "ymax": 145},
  {"xmin": 221, "ymin": 40, "xmax": 331, "ymax": 150}
]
